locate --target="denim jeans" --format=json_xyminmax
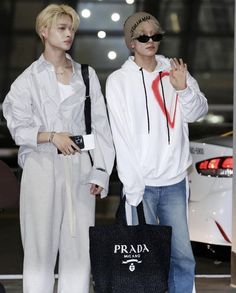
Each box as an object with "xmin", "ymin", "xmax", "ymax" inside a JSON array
[{"xmin": 132, "ymin": 178, "xmax": 195, "ymax": 293}]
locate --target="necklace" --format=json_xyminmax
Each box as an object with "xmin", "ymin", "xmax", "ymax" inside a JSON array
[
  {"xmin": 55, "ymin": 64, "xmax": 72, "ymax": 75},
  {"xmin": 55, "ymin": 71, "xmax": 65, "ymax": 75}
]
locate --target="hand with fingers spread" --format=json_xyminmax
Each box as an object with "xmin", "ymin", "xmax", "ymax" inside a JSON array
[
  {"xmin": 169, "ymin": 58, "xmax": 187, "ymax": 91},
  {"xmin": 51, "ymin": 132, "xmax": 81, "ymax": 156}
]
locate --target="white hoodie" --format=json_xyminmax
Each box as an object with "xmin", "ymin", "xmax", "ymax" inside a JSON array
[{"xmin": 106, "ymin": 55, "xmax": 208, "ymax": 206}]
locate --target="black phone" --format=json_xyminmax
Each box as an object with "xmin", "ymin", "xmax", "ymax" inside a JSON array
[{"xmin": 71, "ymin": 135, "xmax": 85, "ymax": 149}]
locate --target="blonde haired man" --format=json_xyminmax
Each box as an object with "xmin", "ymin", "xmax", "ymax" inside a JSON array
[
  {"xmin": 35, "ymin": 4, "xmax": 80, "ymax": 43},
  {"xmin": 3, "ymin": 4, "xmax": 114, "ymax": 293}
]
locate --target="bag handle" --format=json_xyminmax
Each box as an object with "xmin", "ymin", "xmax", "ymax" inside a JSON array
[{"xmin": 116, "ymin": 196, "xmax": 146, "ymax": 226}]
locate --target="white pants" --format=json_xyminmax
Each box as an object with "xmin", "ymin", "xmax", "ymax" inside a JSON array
[{"xmin": 20, "ymin": 152, "xmax": 95, "ymax": 293}]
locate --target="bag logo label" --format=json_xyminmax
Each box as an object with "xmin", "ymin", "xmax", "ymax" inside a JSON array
[{"xmin": 114, "ymin": 244, "xmax": 149, "ymax": 272}]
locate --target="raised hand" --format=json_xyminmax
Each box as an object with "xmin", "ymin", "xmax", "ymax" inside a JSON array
[{"xmin": 169, "ymin": 58, "xmax": 187, "ymax": 91}]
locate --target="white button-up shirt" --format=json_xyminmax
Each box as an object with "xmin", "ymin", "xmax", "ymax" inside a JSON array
[{"xmin": 3, "ymin": 54, "xmax": 115, "ymax": 195}]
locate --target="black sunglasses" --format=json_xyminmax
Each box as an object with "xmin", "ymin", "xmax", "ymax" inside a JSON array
[{"xmin": 135, "ymin": 34, "xmax": 163, "ymax": 43}]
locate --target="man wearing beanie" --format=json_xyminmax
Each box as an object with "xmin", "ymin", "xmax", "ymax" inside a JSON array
[{"xmin": 106, "ymin": 11, "xmax": 208, "ymax": 293}]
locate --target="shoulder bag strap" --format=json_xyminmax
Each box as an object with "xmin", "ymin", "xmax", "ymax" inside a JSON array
[
  {"xmin": 81, "ymin": 64, "xmax": 93, "ymax": 166},
  {"xmin": 81, "ymin": 64, "xmax": 91, "ymax": 135}
]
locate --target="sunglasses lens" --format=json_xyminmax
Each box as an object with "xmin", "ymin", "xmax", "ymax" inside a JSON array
[
  {"xmin": 136, "ymin": 35, "xmax": 150, "ymax": 43},
  {"xmin": 152, "ymin": 34, "xmax": 163, "ymax": 42},
  {"xmin": 136, "ymin": 34, "xmax": 163, "ymax": 43}
]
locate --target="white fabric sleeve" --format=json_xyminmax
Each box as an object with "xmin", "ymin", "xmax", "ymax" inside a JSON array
[
  {"xmin": 2, "ymin": 74, "xmax": 40, "ymax": 148},
  {"xmin": 88, "ymin": 67, "xmax": 115, "ymax": 197},
  {"xmin": 176, "ymin": 72, "xmax": 208, "ymax": 123},
  {"xmin": 106, "ymin": 74, "xmax": 145, "ymax": 206}
]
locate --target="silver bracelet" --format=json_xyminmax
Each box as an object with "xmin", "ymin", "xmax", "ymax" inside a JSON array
[{"xmin": 49, "ymin": 131, "xmax": 56, "ymax": 143}]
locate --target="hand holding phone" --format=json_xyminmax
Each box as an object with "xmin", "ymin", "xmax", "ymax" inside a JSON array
[{"xmin": 57, "ymin": 134, "xmax": 95, "ymax": 154}]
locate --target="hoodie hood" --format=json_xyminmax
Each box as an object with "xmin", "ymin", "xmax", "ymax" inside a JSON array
[{"xmin": 121, "ymin": 55, "xmax": 171, "ymax": 73}]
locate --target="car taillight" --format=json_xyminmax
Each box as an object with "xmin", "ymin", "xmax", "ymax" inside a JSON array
[{"xmin": 196, "ymin": 156, "xmax": 233, "ymax": 177}]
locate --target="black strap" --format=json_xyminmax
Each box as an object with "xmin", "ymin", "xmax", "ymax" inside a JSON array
[
  {"xmin": 81, "ymin": 64, "xmax": 92, "ymax": 135},
  {"xmin": 81, "ymin": 64, "xmax": 93, "ymax": 166},
  {"xmin": 116, "ymin": 196, "xmax": 146, "ymax": 226}
]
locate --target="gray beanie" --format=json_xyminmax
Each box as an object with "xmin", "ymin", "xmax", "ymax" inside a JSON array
[{"xmin": 124, "ymin": 12, "xmax": 164, "ymax": 50}]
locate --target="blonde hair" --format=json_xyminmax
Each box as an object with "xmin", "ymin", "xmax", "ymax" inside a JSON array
[
  {"xmin": 35, "ymin": 4, "xmax": 80, "ymax": 43},
  {"xmin": 132, "ymin": 19, "xmax": 164, "ymax": 39}
]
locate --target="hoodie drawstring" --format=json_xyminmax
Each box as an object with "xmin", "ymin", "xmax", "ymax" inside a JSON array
[
  {"xmin": 139, "ymin": 68, "xmax": 150, "ymax": 133},
  {"xmin": 159, "ymin": 71, "xmax": 170, "ymax": 144}
]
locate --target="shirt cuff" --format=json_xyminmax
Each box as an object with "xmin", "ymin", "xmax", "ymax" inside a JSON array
[
  {"xmin": 176, "ymin": 86, "xmax": 192, "ymax": 96},
  {"xmin": 15, "ymin": 126, "xmax": 40, "ymax": 148},
  {"xmin": 176, "ymin": 86, "xmax": 195, "ymax": 103},
  {"xmin": 88, "ymin": 167, "xmax": 109, "ymax": 198}
]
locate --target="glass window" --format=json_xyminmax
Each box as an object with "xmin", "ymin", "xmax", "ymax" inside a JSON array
[
  {"xmin": 77, "ymin": 2, "xmax": 135, "ymax": 31},
  {"xmin": 199, "ymin": 0, "xmax": 234, "ymax": 33},
  {"xmin": 10, "ymin": 36, "xmax": 37, "ymax": 68},
  {"xmin": 194, "ymin": 37, "xmax": 233, "ymax": 71},
  {"xmin": 73, "ymin": 36, "xmax": 130, "ymax": 70}
]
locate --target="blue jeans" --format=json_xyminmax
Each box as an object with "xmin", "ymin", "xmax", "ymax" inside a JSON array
[{"xmin": 132, "ymin": 179, "xmax": 195, "ymax": 293}]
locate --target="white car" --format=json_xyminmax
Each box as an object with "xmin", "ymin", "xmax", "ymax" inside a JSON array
[{"xmin": 188, "ymin": 132, "xmax": 232, "ymax": 246}]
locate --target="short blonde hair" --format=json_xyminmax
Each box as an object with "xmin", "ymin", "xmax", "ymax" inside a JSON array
[
  {"xmin": 132, "ymin": 19, "xmax": 164, "ymax": 39},
  {"xmin": 35, "ymin": 4, "xmax": 80, "ymax": 43}
]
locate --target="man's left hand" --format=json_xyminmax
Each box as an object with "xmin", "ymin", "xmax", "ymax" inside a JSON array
[
  {"xmin": 169, "ymin": 58, "xmax": 187, "ymax": 91},
  {"xmin": 90, "ymin": 184, "xmax": 103, "ymax": 196}
]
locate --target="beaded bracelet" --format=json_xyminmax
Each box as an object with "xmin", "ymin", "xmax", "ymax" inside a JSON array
[{"xmin": 49, "ymin": 131, "xmax": 56, "ymax": 143}]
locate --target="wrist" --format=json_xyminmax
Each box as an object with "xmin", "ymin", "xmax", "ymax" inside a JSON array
[
  {"xmin": 175, "ymin": 85, "xmax": 187, "ymax": 92},
  {"xmin": 49, "ymin": 131, "xmax": 56, "ymax": 143}
]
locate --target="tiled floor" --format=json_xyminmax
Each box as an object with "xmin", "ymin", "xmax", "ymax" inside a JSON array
[
  {"xmin": 196, "ymin": 277, "xmax": 236, "ymax": 292},
  {"xmin": 0, "ymin": 279, "xmax": 93, "ymax": 293},
  {"xmin": 1, "ymin": 277, "xmax": 236, "ymax": 292},
  {"xmin": 0, "ymin": 279, "xmax": 92, "ymax": 293}
]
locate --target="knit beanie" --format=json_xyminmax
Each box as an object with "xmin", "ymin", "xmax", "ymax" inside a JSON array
[{"xmin": 124, "ymin": 12, "xmax": 164, "ymax": 50}]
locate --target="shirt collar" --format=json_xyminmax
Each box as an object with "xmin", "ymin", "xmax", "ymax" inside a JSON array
[{"xmin": 36, "ymin": 53, "xmax": 76, "ymax": 74}]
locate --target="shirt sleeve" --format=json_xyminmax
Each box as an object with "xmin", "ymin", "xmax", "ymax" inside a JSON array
[
  {"xmin": 88, "ymin": 67, "xmax": 115, "ymax": 197},
  {"xmin": 105, "ymin": 74, "xmax": 145, "ymax": 206},
  {"xmin": 177, "ymin": 72, "xmax": 208, "ymax": 123},
  {"xmin": 2, "ymin": 73, "xmax": 40, "ymax": 148}
]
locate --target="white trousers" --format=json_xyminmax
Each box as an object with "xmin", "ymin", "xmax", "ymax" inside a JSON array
[{"xmin": 20, "ymin": 152, "xmax": 95, "ymax": 293}]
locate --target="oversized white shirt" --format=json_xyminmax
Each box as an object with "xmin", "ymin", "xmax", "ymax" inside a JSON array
[{"xmin": 3, "ymin": 54, "xmax": 115, "ymax": 196}]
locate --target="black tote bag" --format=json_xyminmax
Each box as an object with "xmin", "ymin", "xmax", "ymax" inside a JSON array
[{"xmin": 89, "ymin": 196, "xmax": 172, "ymax": 293}]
